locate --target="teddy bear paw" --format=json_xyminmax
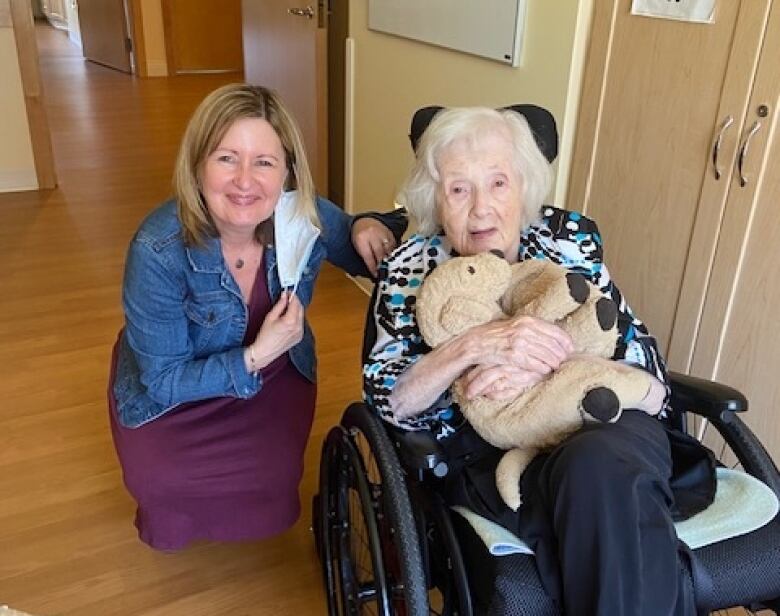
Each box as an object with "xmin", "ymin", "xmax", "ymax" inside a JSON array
[
  {"xmin": 595, "ymin": 296, "xmax": 618, "ymax": 331},
  {"xmin": 566, "ymin": 272, "xmax": 590, "ymax": 304},
  {"xmin": 580, "ymin": 386, "xmax": 621, "ymax": 423}
]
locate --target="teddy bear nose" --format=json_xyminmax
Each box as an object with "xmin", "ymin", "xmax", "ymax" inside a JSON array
[{"xmin": 489, "ymin": 249, "xmax": 505, "ymax": 260}]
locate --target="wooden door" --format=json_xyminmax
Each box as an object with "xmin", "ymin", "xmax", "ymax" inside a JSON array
[
  {"xmin": 242, "ymin": 0, "xmax": 328, "ymax": 195},
  {"xmin": 77, "ymin": 0, "xmax": 132, "ymax": 73},
  {"xmin": 688, "ymin": 5, "xmax": 780, "ymax": 461},
  {"xmin": 162, "ymin": 0, "xmax": 243, "ymax": 74},
  {"xmin": 567, "ymin": 0, "xmax": 770, "ymax": 355}
]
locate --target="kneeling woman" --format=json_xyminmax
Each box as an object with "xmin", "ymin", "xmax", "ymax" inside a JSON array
[
  {"xmin": 364, "ymin": 106, "xmax": 696, "ymax": 615},
  {"xmin": 110, "ymin": 84, "xmax": 405, "ymax": 551}
]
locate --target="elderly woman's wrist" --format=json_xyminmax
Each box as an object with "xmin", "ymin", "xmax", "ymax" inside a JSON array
[
  {"xmin": 635, "ymin": 375, "xmax": 666, "ymax": 415},
  {"xmin": 454, "ymin": 330, "xmax": 486, "ymax": 367}
]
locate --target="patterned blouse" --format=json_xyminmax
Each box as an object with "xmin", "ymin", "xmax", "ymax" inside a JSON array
[{"xmin": 363, "ymin": 207, "xmax": 669, "ymax": 440}]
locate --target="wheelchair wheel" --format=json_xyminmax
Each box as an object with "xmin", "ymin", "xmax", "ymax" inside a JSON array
[{"xmin": 318, "ymin": 403, "xmax": 428, "ymax": 615}]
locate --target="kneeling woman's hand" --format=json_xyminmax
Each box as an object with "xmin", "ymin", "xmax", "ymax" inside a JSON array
[
  {"xmin": 351, "ymin": 218, "xmax": 397, "ymax": 277},
  {"xmin": 245, "ymin": 291, "xmax": 304, "ymax": 372}
]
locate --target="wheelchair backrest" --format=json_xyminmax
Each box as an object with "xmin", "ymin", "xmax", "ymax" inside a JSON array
[{"xmin": 408, "ymin": 104, "xmax": 559, "ymax": 163}]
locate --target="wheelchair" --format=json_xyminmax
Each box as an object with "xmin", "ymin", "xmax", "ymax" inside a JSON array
[
  {"xmin": 312, "ymin": 105, "xmax": 780, "ymax": 615},
  {"xmin": 314, "ymin": 377, "xmax": 780, "ymax": 615}
]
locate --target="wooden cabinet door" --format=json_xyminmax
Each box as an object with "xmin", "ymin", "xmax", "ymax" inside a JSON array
[
  {"xmin": 689, "ymin": 5, "xmax": 780, "ymax": 461},
  {"xmin": 568, "ymin": 0, "xmax": 770, "ymax": 354}
]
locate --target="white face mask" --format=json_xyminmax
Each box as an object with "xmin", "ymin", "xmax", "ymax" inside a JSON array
[{"xmin": 273, "ymin": 190, "xmax": 320, "ymax": 294}]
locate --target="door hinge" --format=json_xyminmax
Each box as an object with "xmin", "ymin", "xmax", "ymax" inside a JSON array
[{"xmin": 125, "ymin": 37, "xmax": 133, "ymax": 53}]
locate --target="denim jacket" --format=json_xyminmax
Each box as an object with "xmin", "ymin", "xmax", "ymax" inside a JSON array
[{"xmin": 113, "ymin": 197, "xmax": 406, "ymax": 428}]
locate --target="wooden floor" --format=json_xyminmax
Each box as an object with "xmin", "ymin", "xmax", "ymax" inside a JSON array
[{"xmin": 0, "ymin": 25, "xmax": 368, "ymax": 615}]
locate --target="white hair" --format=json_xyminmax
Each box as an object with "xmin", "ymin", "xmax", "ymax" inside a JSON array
[{"xmin": 399, "ymin": 107, "xmax": 552, "ymax": 236}]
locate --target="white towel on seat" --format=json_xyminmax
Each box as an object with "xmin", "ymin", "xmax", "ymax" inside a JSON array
[
  {"xmin": 675, "ymin": 467, "xmax": 779, "ymax": 549},
  {"xmin": 452, "ymin": 506, "xmax": 535, "ymax": 556},
  {"xmin": 453, "ymin": 467, "xmax": 778, "ymax": 556}
]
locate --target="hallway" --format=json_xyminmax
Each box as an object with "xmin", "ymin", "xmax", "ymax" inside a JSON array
[{"xmin": 0, "ymin": 24, "xmax": 367, "ymax": 615}]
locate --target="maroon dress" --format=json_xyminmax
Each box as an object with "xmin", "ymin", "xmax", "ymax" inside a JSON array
[{"xmin": 108, "ymin": 265, "xmax": 317, "ymax": 550}]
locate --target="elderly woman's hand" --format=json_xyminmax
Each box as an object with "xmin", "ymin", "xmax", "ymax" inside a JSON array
[
  {"xmin": 467, "ymin": 315, "xmax": 574, "ymax": 375},
  {"xmin": 461, "ymin": 364, "xmax": 546, "ymax": 400},
  {"xmin": 387, "ymin": 314, "xmax": 573, "ymax": 420},
  {"xmin": 459, "ymin": 315, "xmax": 575, "ymax": 400},
  {"xmin": 351, "ymin": 217, "xmax": 397, "ymax": 277}
]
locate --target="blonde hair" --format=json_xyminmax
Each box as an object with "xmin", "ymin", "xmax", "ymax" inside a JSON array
[
  {"xmin": 399, "ymin": 107, "xmax": 552, "ymax": 236},
  {"xmin": 173, "ymin": 83, "xmax": 319, "ymax": 246}
]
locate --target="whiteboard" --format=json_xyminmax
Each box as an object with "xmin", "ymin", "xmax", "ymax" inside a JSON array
[{"xmin": 368, "ymin": 0, "xmax": 527, "ymax": 66}]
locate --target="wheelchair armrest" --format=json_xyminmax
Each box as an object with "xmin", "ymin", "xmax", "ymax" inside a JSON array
[
  {"xmin": 706, "ymin": 411, "xmax": 780, "ymax": 498},
  {"xmin": 669, "ymin": 371, "xmax": 748, "ymax": 419},
  {"xmin": 390, "ymin": 428, "xmax": 450, "ymax": 478},
  {"xmin": 669, "ymin": 372, "xmax": 780, "ymax": 497}
]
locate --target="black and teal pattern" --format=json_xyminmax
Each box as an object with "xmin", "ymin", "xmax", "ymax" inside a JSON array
[{"xmin": 363, "ymin": 207, "xmax": 669, "ymax": 439}]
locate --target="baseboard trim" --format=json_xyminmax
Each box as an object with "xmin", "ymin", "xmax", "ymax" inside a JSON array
[
  {"xmin": 346, "ymin": 273, "xmax": 372, "ymax": 296},
  {"xmin": 0, "ymin": 168, "xmax": 38, "ymax": 192}
]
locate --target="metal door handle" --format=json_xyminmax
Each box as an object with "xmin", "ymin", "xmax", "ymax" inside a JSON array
[
  {"xmin": 288, "ymin": 6, "xmax": 315, "ymax": 18},
  {"xmin": 737, "ymin": 121, "xmax": 762, "ymax": 187},
  {"xmin": 711, "ymin": 115, "xmax": 733, "ymax": 180}
]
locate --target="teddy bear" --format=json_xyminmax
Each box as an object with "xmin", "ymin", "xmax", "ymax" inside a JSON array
[{"xmin": 416, "ymin": 251, "xmax": 651, "ymax": 511}]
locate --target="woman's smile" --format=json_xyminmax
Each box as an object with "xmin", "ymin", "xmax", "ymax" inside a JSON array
[{"xmin": 226, "ymin": 193, "xmax": 262, "ymax": 206}]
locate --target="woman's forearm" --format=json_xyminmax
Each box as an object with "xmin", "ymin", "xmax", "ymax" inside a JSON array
[{"xmin": 390, "ymin": 334, "xmax": 476, "ymax": 419}]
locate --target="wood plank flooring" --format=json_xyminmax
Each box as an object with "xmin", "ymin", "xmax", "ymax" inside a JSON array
[{"xmin": 0, "ymin": 24, "xmax": 367, "ymax": 615}]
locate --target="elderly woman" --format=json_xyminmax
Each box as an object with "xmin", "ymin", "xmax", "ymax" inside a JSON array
[
  {"xmin": 364, "ymin": 107, "xmax": 696, "ymax": 615},
  {"xmin": 109, "ymin": 84, "xmax": 405, "ymax": 551}
]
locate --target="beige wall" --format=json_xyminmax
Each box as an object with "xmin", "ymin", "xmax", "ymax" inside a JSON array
[
  {"xmin": 141, "ymin": 0, "xmax": 167, "ymax": 76},
  {"xmin": 0, "ymin": 17, "xmax": 38, "ymax": 192},
  {"xmin": 346, "ymin": 0, "xmax": 592, "ymax": 215}
]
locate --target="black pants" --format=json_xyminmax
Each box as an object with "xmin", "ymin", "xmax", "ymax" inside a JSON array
[{"xmin": 444, "ymin": 411, "xmax": 698, "ymax": 616}]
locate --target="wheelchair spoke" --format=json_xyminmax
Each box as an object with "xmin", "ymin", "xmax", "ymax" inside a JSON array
[
  {"xmin": 357, "ymin": 583, "xmax": 379, "ymax": 602},
  {"xmin": 348, "ymin": 490, "xmax": 372, "ymax": 578}
]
